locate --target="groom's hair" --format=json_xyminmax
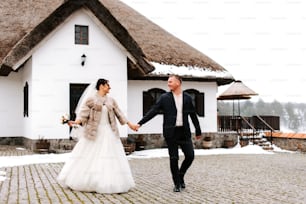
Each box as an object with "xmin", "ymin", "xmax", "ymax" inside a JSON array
[
  {"xmin": 96, "ymin": 78, "xmax": 109, "ymax": 90},
  {"xmin": 169, "ymin": 74, "xmax": 182, "ymax": 84}
]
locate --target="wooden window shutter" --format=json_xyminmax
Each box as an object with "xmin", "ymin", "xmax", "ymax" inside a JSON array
[
  {"xmin": 143, "ymin": 88, "xmax": 166, "ymax": 116},
  {"xmin": 23, "ymin": 82, "xmax": 29, "ymax": 117},
  {"xmin": 143, "ymin": 91, "xmax": 153, "ymax": 116},
  {"xmin": 184, "ymin": 89, "xmax": 205, "ymax": 117},
  {"xmin": 196, "ymin": 92, "xmax": 205, "ymax": 117}
]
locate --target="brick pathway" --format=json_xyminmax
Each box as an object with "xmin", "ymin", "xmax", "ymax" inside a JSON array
[{"xmin": 1, "ymin": 145, "xmax": 306, "ymax": 203}]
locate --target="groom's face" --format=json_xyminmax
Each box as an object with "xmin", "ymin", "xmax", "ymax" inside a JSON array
[{"xmin": 167, "ymin": 76, "xmax": 180, "ymax": 91}]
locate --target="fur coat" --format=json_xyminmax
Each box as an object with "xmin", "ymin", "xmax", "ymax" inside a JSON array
[{"xmin": 76, "ymin": 93, "xmax": 128, "ymax": 140}]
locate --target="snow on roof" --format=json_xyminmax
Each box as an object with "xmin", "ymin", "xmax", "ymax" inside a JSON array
[{"xmin": 149, "ymin": 62, "xmax": 233, "ymax": 79}]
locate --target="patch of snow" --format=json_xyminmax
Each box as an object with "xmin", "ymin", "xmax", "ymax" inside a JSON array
[{"xmin": 149, "ymin": 62, "xmax": 233, "ymax": 79}]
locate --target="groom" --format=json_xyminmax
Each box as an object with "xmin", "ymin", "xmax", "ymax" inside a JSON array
[{"xmin": 136, "ymin": 74, "xmax": 202, "ymax": 192}]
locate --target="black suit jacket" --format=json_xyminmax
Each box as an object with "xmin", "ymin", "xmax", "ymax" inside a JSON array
[{"xmin": 138, "ymin": 91, "xmax": 202, "ymax": 139}]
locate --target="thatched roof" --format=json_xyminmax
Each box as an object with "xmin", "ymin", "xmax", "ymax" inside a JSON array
[
  {"xmin": 217, "ymin": 80, "xmax": 258, "ymax": 100},
  {"xmin": 0, "ymin": 0, "xmax": 234, "ymax": 85}
]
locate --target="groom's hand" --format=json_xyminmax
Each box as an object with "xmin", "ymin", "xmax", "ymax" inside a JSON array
[{"xmin": 135, "ymin": 124, "xmax": 141, "ymax": 131}]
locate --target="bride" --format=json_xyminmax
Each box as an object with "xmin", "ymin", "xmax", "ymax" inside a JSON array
[{"xmin": 57, "ymin": 78, "xmax": 137, "ymax": 194}]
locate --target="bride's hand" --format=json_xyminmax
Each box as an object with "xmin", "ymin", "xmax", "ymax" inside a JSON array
[
  {"xmin": 67, "ymin": 121, "xmax": 74, "ymax": 127},
  {"xmin": 127, "ymin": 122, "xmax": 138, "ymax": 131},
  {"xmin": 68, "ymin": 120, "xmax": 81, "ymax": 127}
]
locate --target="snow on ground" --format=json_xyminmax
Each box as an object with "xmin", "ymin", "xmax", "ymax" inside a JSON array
[{"xmin": 0, "ymin": 144, "xmax": 293, "ymax": 182}]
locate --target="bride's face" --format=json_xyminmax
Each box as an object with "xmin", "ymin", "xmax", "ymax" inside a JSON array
[{"xmin": 100, "ymin": 83, "xmax": 110, "ymax": 94}]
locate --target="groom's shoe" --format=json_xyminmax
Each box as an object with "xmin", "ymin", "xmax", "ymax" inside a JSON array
[
  {"xmin": 179, "ymin": 173, "xmax": 185, "ymax": 189},
  {"xmin": 173, "ymin": 184, "xmax": 181, "ymax": 192},
  {"xmin": 180, "ymin": 181, "xmax": 186, "ymax": 189}
]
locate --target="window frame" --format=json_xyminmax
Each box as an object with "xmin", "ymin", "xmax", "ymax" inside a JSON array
[
  {"xmin": 142, "ymin": 88, "xmax": 166, "ymax": 116},
  {"xmin": 75, "ymin": 25, "xmax": 89, "ymax": 45},
  {"xmin": 184, "ymin": 89, "xmax": 205, "ymax": 117}
]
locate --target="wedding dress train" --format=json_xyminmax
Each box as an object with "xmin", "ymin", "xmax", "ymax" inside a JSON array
[{"xmin": 57, "ymin": 106, "xmax": 135, "ymax": 193}]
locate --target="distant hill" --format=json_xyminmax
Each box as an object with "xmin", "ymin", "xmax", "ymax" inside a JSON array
[{"xmin": 217, "ymin": 98, "xmax": 306, "ymax": 133}]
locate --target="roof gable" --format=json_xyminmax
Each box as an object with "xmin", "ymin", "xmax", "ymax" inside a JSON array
[
  {"xmin": 0, "ymin": 0, "xmax": 153, "ymax": 76},
  {"xmin": 0, "ymin": 0, "xmax": 234, "ymax": 85}
]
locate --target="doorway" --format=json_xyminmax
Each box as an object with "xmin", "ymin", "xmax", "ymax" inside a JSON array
[{"xmin": 69, "ymin": 83, "xmax": 89, "ymax": 120}]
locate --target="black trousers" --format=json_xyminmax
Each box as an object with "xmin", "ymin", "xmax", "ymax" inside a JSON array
[{"xmin": 165, "ymin": 126, "xmax": 195, "ymax": 186}]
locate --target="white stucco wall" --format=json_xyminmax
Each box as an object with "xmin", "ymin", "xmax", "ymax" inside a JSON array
[
  {"xmin": 127, "ymin": 80, "xmax": 218, "ymax": 135},
  {"xmin": 0, "ymin": 73, "xmax": 23, "ymax": 137},
  {"xmin": 26, "ymin": 10, "xmax": 128, "ymax": 140}
]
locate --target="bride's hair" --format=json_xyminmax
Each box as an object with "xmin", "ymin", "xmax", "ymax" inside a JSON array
[
  {"xmin": 96, "ymin": 78, "xmax": 109, "ymax": 90},
  {"xmin": 75, "ymin": 79, "xmax": 107, "ymax": 115}
]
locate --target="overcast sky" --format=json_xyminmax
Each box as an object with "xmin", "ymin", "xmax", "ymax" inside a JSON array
[{"xmin": 121, "ymin": 0, "xmax": 306, "ymax": 103}]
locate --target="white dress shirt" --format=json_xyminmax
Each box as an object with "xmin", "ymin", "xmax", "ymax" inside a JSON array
[{"xmin": 173, "ymin": 92, "xmax": 183, "ymax": 126}]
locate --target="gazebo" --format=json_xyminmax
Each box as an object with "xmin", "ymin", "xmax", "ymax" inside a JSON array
[
  {"xmin": 217, "ymin": 80, "xmax": 259, "ymax": 137},
  {"xmin": 217, "ymin": 80, "xmax": 258, "ymax": 116},
  {"xmin": 217, "ymin": 80, "xmax": 279, "ymax": 148}
]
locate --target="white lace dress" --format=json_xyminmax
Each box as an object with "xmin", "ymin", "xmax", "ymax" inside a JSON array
[{"xmin": 57, "ymin": 106, "xmax": 135, "ymax": 194}]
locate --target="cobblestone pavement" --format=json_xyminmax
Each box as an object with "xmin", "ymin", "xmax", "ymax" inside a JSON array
[{"xmin": 1, "ymin": 145, "xmax": 306, "ymax": 204}]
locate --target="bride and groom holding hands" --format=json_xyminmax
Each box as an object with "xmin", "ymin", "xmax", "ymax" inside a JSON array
[{"xmin": 57, "ymin": 74, "xmax": 202, "ymax": 194}]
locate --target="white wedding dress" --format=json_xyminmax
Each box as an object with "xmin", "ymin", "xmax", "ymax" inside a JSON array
[{"xmin": 57, "ymin": 106, "xmax": 135, "ymax": 194}]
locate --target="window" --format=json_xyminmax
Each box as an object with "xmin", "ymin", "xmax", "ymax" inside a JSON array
[
  {"xmin": 69, "ymin": 83, "xmax": 89, "ymax": 121},
  {"xmin": 143, "ymin": 88, "xmax": 166, "ymax": 115},
  {"xmin": 23, "ymin": 82, "xmax": 29, "ymax": 117},
  {"xmin": 75, "ymin": 25, "xmax": 89, "ymax": 45},
  {"xmin": 184, "ymin": 89, "xmax": 205, "ymax": 117}
]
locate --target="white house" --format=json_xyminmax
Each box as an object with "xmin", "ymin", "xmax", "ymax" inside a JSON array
[{"xmin": 0, "ymin": 0, "xmax": 234, "ymax": 148}]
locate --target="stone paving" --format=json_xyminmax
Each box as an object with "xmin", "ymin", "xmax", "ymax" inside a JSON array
[{"xmin": 1, "ymin": 145, "xmax": 306, "ymax": 203}]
